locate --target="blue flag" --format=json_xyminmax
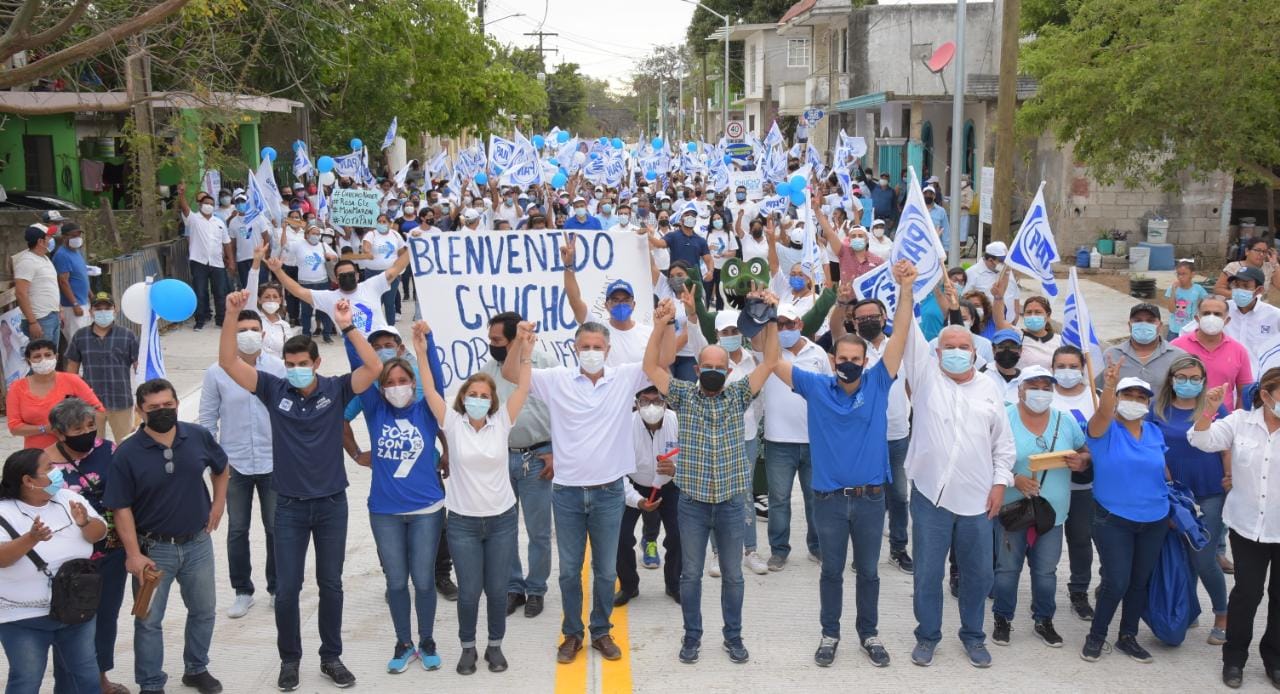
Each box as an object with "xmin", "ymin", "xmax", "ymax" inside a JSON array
[
  {"xmin": 1005, "ymin": 182, "xmax": 1061, "ymax": 296},
  {"xmin": 381, "ymin": 117, "xmax": 398, "ymax": 150}
]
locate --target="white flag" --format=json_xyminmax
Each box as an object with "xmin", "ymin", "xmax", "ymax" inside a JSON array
[
  {"xmin": 132, "ymin": 277, "xmax": 166, "ymax": 388},
  {"xmin": 888, "ymin": 167, "xmax": 947, "ymax": 302},
  {"xmin": 1005, "ymin": 182, "xmax": 1061, "ymax": 296}
]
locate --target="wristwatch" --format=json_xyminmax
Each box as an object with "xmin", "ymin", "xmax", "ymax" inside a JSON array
[{"xmin": 341, "ymin": 325, "xmax": 357, "ymax": 336}]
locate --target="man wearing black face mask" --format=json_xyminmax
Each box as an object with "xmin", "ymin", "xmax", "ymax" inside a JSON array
[
  {"xmin": 980, "ymin": 329, "xmax": 1024, "ymax": 403},
  {"xmin": 104, "ymin": 378, "xmax": 230, "ymax": 694}
]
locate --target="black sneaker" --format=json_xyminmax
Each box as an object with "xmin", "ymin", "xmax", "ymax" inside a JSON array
[
  {"xmin": 456, "ymin": 647, "xmax": 478, "ymax": 675},
  {"xmin": 483, "ymin": 646, "xmax": 508, "ymax": 673},
  {"xmin": 814, "ymin": 636, "xmax": 838, "ymax": 667},
  {"xmin": 1115, "ymin": 634, "xmax": 1153, "ymax": 663},
  {"xmin": 678, "ymin": 637, "xmax": 700, "ymax": 664},
  {"xmin": 891, "ymin": 550, "xmax": 914, "ymax": 575},
  {"xmin": 613, "ymin": 587, "xmax": 639, "ymax": 607},
  {"xmin": 862, "ymin": 637, "xmax": 890, "ymax": 667},
  {"xmin": 1223, "ymin": 664, "xmax": 1244, "ymax": 689},
  {"xmin": 723, "ymin": 638, "xmax": 749, "ymax": 664},
  {"xmin": 436, "ymin": 575, "xmax": 459, "ymax": 601},
  {"xmin": 1069, "ymin": 591, "xmax": 1095, "ymax": 621},
  {"xmin": 1080, "ymin": 634, "xmax": 1107, "ymax": 662},
  {"xmin": 524, "ymin": 594, "xmax": 544, "ymax": 618},
  {"xmin": 992, "ymin": 615, "xmax": 1011, "ymax": 646},
  {"xmin": 277, "ymin": 662, "xmax": 300, "ymax": 692},
  {"xmin": 181, "ymin": 670, "xmax": 223, "ymax": 694},
  {"xmin": 1034, "ymin": 620, "xmax": 1064, "ymax": 648},
  {"xmin": 665, "ymin": 587, "xmax": 682, "ymax": 604},
  {"xmin": 506, "ymin": 592, "xmax": 526, "ymax": 616},
  {"xmin": 949, "ymin": 574, "xmax": 960, "ymax": 598},
  {"xmin": 319, "ymin": 659, "xmax": 356, "ymax": 688}
]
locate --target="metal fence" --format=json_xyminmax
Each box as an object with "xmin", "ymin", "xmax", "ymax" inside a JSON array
[{"xmin": 102, "ymin": 237, "xmax": 189, "ymax": 332}]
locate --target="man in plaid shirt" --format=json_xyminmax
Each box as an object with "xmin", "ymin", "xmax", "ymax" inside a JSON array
[
  {"xmin": 643, "ymin": 292, "xmax": 779, "ymax": 666},
  {"xmin": 65, "ymin": 292, "xmax": 139, "ymax": 442}
]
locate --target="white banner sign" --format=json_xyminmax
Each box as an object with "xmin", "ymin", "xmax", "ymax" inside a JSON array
[
  {"xmin": 329, "ymin": 189, "xmax": 381, "ymax": 227},
  {"xmin": 0, "ymin": 306, "xmax": 29, "ymax": 386},
  {"xmin": 847, "ymin": 137, "xmax": 867, "ymax": 159},
  {"xmin": 979, "ymin": 166, "xmax": 994, "ymax": 225},
  {"xmin": 409, "ymin": 229, "xmax": 654, "ymax": 392},
  {"xmin": 728, "ymin": 171, "xmax": 765, "ymax": 200}
]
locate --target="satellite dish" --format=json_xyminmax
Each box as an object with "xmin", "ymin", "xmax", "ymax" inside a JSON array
[{"xmin": 925, "ymin": 42, "xmax": 956, "ymax": 74}]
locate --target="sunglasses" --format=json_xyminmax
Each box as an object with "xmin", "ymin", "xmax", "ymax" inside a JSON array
[{"xmin": 162, "ymin": 447, "xmax": 174, "ymax": 474}]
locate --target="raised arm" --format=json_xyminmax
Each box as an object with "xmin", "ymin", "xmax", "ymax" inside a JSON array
[
  {"xmin": 335, "ymin": 300, "xmax": 381, "ymax": 393},
  {"xmin": 801, "ymin": 286, "xmax": 837, "ymax": 338},
  {"xmin": 505, "ymin": 322, "xmax": 537, "ymax": 421},
  {"xmin": 219, "ymin": 291, "xmax": 259, "ymax": 392},
  {"xmin": 748, "ymin": 292, "xmax": 781, "ymax": 394},
  {"xmin": 176, "ymin": 182, "xmax": 191, "ymax": 217},
  {"xmin": 991, "ymin": 268, "xmax": 1016, "ymax": 330},
  {"xmin": 882, "ymin": 261, "xmax": 917, "ymax": 378},
  {"xmin": 561, "ymin": 235, "xmax": 588, "ymax": 324},
  {"xmin": 265, "ymin": 256, "xmax": 313, "ymax": 305},
  {"xmin": 643, "ymin": 299, "xmax": 677, "ymax": 395},
  {"xmin": 412, "ymin": 321, "xmax": 448, "ymax": 426},
  {"xmin": 386, "ymin": 242, "xmax": 411, "ymax": 282},
  {"xmin": 813, "ymin": 195, "xmax": 844, "ymax": 255},
  {"xmin": 1088, "ymin": 358, "xmax": 1121, "ymax": 438}
]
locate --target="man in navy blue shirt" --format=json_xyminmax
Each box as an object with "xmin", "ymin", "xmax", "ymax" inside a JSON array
[
  {"xmin": 105, "ymin": 378, "xmax": 229, "ymax": 694},
  {"xmin": 647, "ymin": 206, "xmax": 714, "ymax": 282},
  {"xmin": 770, "ymin": 260, "xmax": 915, "ymax": 668},
  {"xmin": 563, "ymin": 196, "xmax": 603, "ymax": 230},
  {"xmin": 218, "ymin": 290, "xmax": 382, "ymax": 691}
]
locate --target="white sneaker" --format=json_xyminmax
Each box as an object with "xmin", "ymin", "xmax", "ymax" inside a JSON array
[
  {"xmin": 226, "ymin": 594, "xmax": 254, "ymax": 619},
  {"xmin": 743, "ymin": 551, "xmax": 769, "ymax": 576},
  {"xmin": 708, "ymin": 553, "xmax": 722, "ymax": 578}
]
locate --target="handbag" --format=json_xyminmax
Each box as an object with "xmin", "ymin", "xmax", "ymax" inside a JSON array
[
  {"xmin": 0, "ymin": 510, "xmax": 102, "ymax": 625},
  {"xmin": 998, "ymin": 413, "xmax": 1062, "ymax": 535}
]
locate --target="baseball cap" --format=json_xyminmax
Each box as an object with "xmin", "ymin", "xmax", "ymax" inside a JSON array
[
  {"xmin": 59, "ymin": 221, "xmax": 81, "ymax": 235},
  {"xmin": 984, "ymin": 241, "xmax": 1009, "ymax": 258},
  {"xmin": 90, "ymin": 292, "xmax": 115, "ymax": 308},
  {"xmin": 1016, "ymin": 365, "xmax": 1056, "ymax": 385},
  {"xmin": 605, "ymin": 279, "xmax": 634, "ymax": 298},
  {"xmin": 993, "ymin": 328, "xmax": 1023, "ymax": 345},
  {"xmin": 572, "ymin": 196, "xmax": 587, "ymax": 204},
  {"xmin": 871, "ymin": 219, "xmax": 886, "ymax": 228},
  {"xmin": 715, "ymin": 310, "xmax": 740, "ymax": 333},
  {"xmin": 778, "ymin": 304, "xmax": 803, "ymax": 322},
  {"xmin": 23, "ymin": 224, "xmax": 49, "ymax": 246},
  {"xmin": 41, "ymin": 210, "xmax": 64, "ymax": 223},
  {"xmin": 368, "ymin": 326, "xmax": 402, "ymax": 343},
  {"xmin": 1129, "ymin": 303, "xmax": 1161, "ymax": 320},
  {"xmin": 1232, "ymin": 266, "xmax": 1266, "ymax": 287},
  {"xmin": 1116, "ymin": 376, "xmax": 1154, "ymax": 397},
  {"xmin": 461, "ymin": 208, "xmax": 481, "ymax": 222}
]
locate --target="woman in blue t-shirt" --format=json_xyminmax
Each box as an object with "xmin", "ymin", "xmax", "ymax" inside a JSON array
[
  {"xmin": 1083, "ymin": 361, "xmax": 1170, "ymax": 665},
  {"xmin": 358, "ymin": 330, "xmax": 448, "ymax": 674},
  {"xmin": 1149, "ymin": 355, "xmax": 1230, "ymax": 644}
]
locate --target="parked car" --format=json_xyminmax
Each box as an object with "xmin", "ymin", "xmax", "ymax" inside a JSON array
[{"xmin": 0, "ymin": 189, "xmax": 84, "ymax": 211}]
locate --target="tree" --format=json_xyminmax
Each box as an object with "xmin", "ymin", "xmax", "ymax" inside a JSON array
[
  {"xmin": 1019, "ymin": 0, "xmax": 1280, "ymax": 188},
  {"xmin": 546, "ymin": 62, "xmax": 587, "ymax": 133}
]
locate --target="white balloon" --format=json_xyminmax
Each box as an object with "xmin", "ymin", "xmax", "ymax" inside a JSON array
[
  {"xmin": 319, "ymin": 171, "xmax": 336, "ymax": 186},
  {"xmin": 573, "ymin": 152, "xmax": 586, "ymax": 165},
  {"xmin": 120, "ymin": 282, "xmax": 150, "ymax": 323}
]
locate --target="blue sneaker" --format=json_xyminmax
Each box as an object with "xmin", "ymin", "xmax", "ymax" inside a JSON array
[
  {"xmin": 911, "ymin": 641, "xmax": 935, "ymax": 667},
  {"xmin": 643, "ymin": 541, "xmax": 660, "ymax": 569},
  {"xmin": 678, "ymin": 637, "xmax": 700, "ymax": 664},
  {"xmin": 387, "ymin": 643, "xmax": 417, "ymax": 673},
  {"xmin": 723, "ymin": 638, "xmax": 749, "ymax": 664},
  {"xmin": 418, "ymin": 639, "xmax": 442, "ymax": 671},
  {"xmin": 965, "ymin": 642, "xmax": 992, "ymax": 668}
]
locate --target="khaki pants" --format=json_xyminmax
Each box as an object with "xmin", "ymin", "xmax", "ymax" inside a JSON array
[{"xmin": 100, "ymin": 409, "xmax": 136, "ymax": 443}]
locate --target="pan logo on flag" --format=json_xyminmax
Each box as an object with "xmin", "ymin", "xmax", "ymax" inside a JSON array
[
  {"xmin": 891, "ymin": 205, "xmax": 943, "ymax": 296},
  {"xmin": 854, "ymin": 263, "xmax": 900, "ymax": 328}
]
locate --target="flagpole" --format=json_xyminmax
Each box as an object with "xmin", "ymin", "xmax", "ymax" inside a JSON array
[{"xmin": 1083, "ymin": 351, "xmax": 1100, "ymax": 410}]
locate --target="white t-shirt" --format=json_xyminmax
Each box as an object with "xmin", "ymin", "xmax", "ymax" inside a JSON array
[
  {"xmin": 443, "ymin": 408, "xmax": 516, "ymax": 516},
  {"xmin": 364, "ymin": 229, "xmax": 405, "ymax": 272},
  {"xmin": 762, "ymin": 338, "xmax": 832, "ymax": 443},
  {"xmin": 727, "ymin": 348, "xmax": 763, "ymax": 441},
  {"xmin": 495, "ymin": 202, "xmax": 521, "ymax": 228},
  {"xmin": 530, "ymin": 362, "xmax": 649, "ymax": 486},
  {"xmin": 604, "ymin": 321, "xmax": 653, "ymax": 367},
  {"xmin": 182, "ymin": 210, "xmax": 231, "ymax": 268},
  {"xmin": 0, "ymin": 490, "xmax": 101, "ymax": 624},
  {"xmin": 631, "ymin": 410, "xmax": 678, "ymax": 489},
  {"xmin": 868, "ymin": 234, "xmax": 893, "ymax": 259},
  {"xmin": 739, "ymin": 233, "xmax": 769, "ymax": 262},
  {"xmin": 867, "ymin": 338, "xmax": 912, "ymax": 440},
  {"xmin": 706, "ymin": 229, "xmax": 735, "ymax": 269},
  {"xmin": 1053, "ymin": 387, "xmax": 1097, "ymax": 491},
  {"xmin": 13, "ymin": 250, "xmax": 60, "ymax": 317},
  {"xmin": 290, "ymin": 239, "xmax": 336, "ymax": 285},
  {"xmin": 220, "ymin": 208, "xmax": 255, "ymax": 263},
  {"xmin": 311, "ymin": 271, "xmax": 390, "ymax": 336},
  {"xmin": 279, "ymin": 226, "xmax": 304, "ymax": 267}
]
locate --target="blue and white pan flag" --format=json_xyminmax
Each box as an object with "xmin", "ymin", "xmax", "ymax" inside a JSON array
[
  {"xmin": 854, "ymin": 263, "xmax": 900, "ymax": 329},
  {"xmin": 255, "ymin": 157, "xmax": 282, "ymax": 225},
  {"xmin": 488, "ymin": 134, "xmax": 518, "ymax": 173},
  {"xmin": 331, "ymin": 150, "xmax": 363, "ymax": 178},
  {"xmin": 1005, "ymin": 182, "xmax": 1061, "ymax": 296},
  {"xmin": 888, "ymin": 166, "xmax": 947, "ymax": 302},
  {"xmin": 425, "ymin": 150, "xmax": 449, "ymax": 179},
  {"xmin": 1062, "ymin": 266, "xmax": 1105, "ymax": 369},
  {"xmin": 292, "ymin": 143, "xmax": 311, "ymax": 178},
  {"xmin": 133, "ymin": 277, "xmax": 166, "ymax": 388},
  {"xmin": 393, "ymin": 159, "xmax": 417, "ymax": 190},
  {"xmin": 243, "ymin": 166, "xmax": 272, "ymax": 232},
  {"xmin": 381, "ymin": 117, "xmax": 398, "ymax": 150}
]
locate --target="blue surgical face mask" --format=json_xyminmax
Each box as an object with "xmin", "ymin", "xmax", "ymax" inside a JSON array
[
  {"xmin": 850, "ymin": 238, "xmax": 867, "ymax": 251},
  {"xmin": 1023, "ymin": 315, "xmax": 1047, "ymax": 332},
  {"xmin": 1022, "ymin": 388, "xmax": 1055, "ymax": 413},
  {"xmin": 1130, "ymin": 321, "xmax": 1158, "ymax": 345},
  {"xmin": 1233, "ymin": 288, "xmax": 1257, "ymax": 309},
  {"xmin": 736, "ymin": 192, "xmax": 747, "ymax": 202},
  {"xmin": 464, "ymin": 396, "xmax": 491, "ymax": 420},
  {"xmin": 376, "ymin": 224, "xmax": 390, "ymax": 234},
  {"xmin": 940, "ymin": 348, "xmax": 974, "ymax": 374},
  {"xmin": 712, "ymin": 219, "xmax": 724, "ymax": 230},
  {"xmin": 376, "ymin": 347, "xmax": 399, "ymax": 362},
  {"xmin": 575, "ymin": 207, "xmax": 587, "ymax": 219},
  {"xmin": 235, "ymin": 202, "xmax": 248, "ymax": 213},
  {"xmin": 719, "ymin": 334, "xmax": 742, "ymax": 353},
  {"xmin": 1173, "ymin": 380, "xmax": 1204, "ymax": 398},
  {"xmin": 778, "ymin": 329, "xmax": 801, "ymax": 349},
  {"xmin": 286, "ymin": 366, "xmax": 315, "ymax": 389},
  {"xmin": 1054, "ymin": 368, "xmax": 1083, "ymax": 388},
  {"xmin": 37, "ymin": 468, "xmax": 65, "ymax": 496},
  {"xmin": 609, "ymin": 303, "xmax": 634, "ymax": 322},
  {"xmin": 602, "ymin": 204, "xmax": 613, "ymax": 215},
  {"xmin": 788, "ymin": 275, "xmax": 807, "ymax": 292},
  {"xmin": 92, "ymin": 310, "xmax": 115, "ymax": 328}
]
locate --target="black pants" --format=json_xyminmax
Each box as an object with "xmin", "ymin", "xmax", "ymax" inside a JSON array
[
  {"xmin": 617, "ymin": 481, "xmax": 680, "ymax": 595},
  {"xmin": 702, "ymin": 269, "xmax": 723, "ymax": 311},
  {"xmin": 1225, "ymin": 530, "xmax": 1280, "ymax": 669},
  {"xmin": 436, "ymin": 518, "xmax": 453, "ymax": 579},
  {"xmin": 642, "ymin": 507, "xmax": 661, "ymax": 544},
  {"xmin": 283, "ymin": 265, "xmax": 301, "ymax": 323}
]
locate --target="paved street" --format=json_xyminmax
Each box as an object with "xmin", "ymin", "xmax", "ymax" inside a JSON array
[{"xmin": 7, "ymin": 275, "xmax": 1268, "ymax": 693}]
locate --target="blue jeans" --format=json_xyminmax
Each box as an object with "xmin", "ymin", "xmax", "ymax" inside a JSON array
[
  {"xmin": 553, "ymin": 478, "xmax": 625, "ymax": 639},
  {"xmin": 911, "ymin": 486, "xmax": 994, "ymax": 647},
  {"xmin": 134, "ymin": 531, "xmax": 216, "ymax": 691},
  {"xmin": 508, "ymin": 445, "xmax": 553, "ymax": 597},
  {"xmin": 274, "ymin": 491, "xmax": 348, "ymax": 664},
  {"xmin": 993, "ymin": 523, "xmax": 1064, "ymax": 622},
  {"xmin": 299, "ymin": 281, "xmax": 335, "ymax": 338},
  {"xmin": 765, "ymin": 441, "xmax": 818, "ymax": 559},
  {"xmin": 94, "ymin": 547, "xmax": 129, "ymax": 673},
  {"xmin": 448, "ymin": 507, "xmax": 518, "ymax": 646},
  {"xmin": 678, "ymin": 493, "xmax": 747, "ymax": 642},
  {"xmin": 1066, "ymin": 487, "xmax": 1095, "ymax": 594},
  {"xmin": 1193, "ymin": 493, "xmax": 1229, "ymax": 615},
  {"xmin": 815, "ymin": 490, "xmax": 886, "ymax": 642},
  {"xmin": 0, "ymin": 615, "xmax": 98, "ymax": 694},
  {"xmin": 887, "ymin": 437, "xmax": 910, "ymax": 553},
  {"xmin": 1090, "ymin": 501, "xmax": 1168, "ymax": 640},
  {"xmin": 370, "ymin": 510, "xmax": 442, "ymax": 645},
  {"xmin": 189, "ymin": 260, "xmax": 229, "ymax": 327},
  {"xmin": 711, "ymin": 438, "xmax": 759, "ymax": 554},
  {"xmin": 227, "ymin": 468, "xmax": 276, "ymax": 597},
  {"xmin": 20, "ymin": 311, "xmax": 60, "ymax": 346}
]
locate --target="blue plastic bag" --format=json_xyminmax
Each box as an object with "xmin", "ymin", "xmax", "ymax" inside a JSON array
[{"xmin": 1142, "ymin": 531, "xmax": 1201, "ymax": 646}]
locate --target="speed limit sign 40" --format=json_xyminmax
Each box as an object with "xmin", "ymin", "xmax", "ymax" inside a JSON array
[{"xmin": 726, "ymin": 121, "xmax": 744, "ymax": 139}]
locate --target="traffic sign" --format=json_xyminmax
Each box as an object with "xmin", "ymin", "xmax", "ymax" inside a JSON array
[
  {"xmin": 803, "ymin": 108, "xmax": 826, "ymax": 124},
  {"xmin": 726, "ymin": 121, "xmax": 744, "ymax": 139}
]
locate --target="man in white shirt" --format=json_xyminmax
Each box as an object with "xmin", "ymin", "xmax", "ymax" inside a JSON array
[
  {"xmin": 762, "ymin": 303, "xmax": 832, "ymax": 570},
  {"xmin": 563, "ymin": 250, "xmax": 653, "ymax": 366},
  {"xmin": 224, "ymin": 190, "xmax": 261, "ymax": 289},
  {"xmin": 965, "ymin": 241, "xmax": 1020, "ymax": 317},
  {"xmin": 177, "ymin": 182, "xmax": 235, "ymax": 330},
  {"xmin": 1225, "ymin": 267, "xmax": 1280, "ymax": 375},
  {"xmin": 613, "ymin": 387, "xmax": 678, "ymax": 607},
  {"xmin": 900, "ymin": 307, "xmax": 1015, "ymax": 668},
  {"xmin": 14, "ymin": 224, "xmax": 62, "ymax": 343}
]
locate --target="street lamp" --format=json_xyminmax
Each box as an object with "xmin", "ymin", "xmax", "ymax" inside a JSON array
[
  {"xmin": 484, "ymin": 12, "xmax": 524, "ymax": 26},
  {"xmin": 681, "ymin": 0, "xmax": 729, "ymax": 140}
]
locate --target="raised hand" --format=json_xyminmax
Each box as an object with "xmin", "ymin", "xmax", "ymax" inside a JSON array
[
  {"xmin": 654, "ymin": 298, "xmax": 676, "ymax": 324},
  {"xmin": 333, "ymin": 299, "xmax": 353, "ymax": 329},
  {"xmin": 68, "ymin": 500, "xmax": 89, "ymax": 528},
  {"xmin": 517, "ymin": 320, "xmax": 536, "ymax": 343},
  {"xmin": 837, "ymin": 281, "xmax": 855, "ymax": 305},
  {"xmin": 265, "ymin": 257, "xmax": 284, "ymax": 273},
  {"xmin": 1102, "ymin": 357, "xmax": 1122, "ymax": 390},
  {"xmin": 412, "ymin": 320, "xmax": 430, "ymax": 350},
  {"xmin": 891, "ymin": 260, "xmax": 918, "ymax": 287},
  {"xmin": 1204, "ymin": 383, "xmax": 1227, "ymax": 410},
  {"xmin": 254, "ymin": 240, "xmax": 269, "ymax": 261},
  {"xmin": 226, "ymin": 289, "xmax": 249, "ymax": 312},
  {"xmin": 560, "ymin": 235, "xmax": 577, "ymax": 267}
]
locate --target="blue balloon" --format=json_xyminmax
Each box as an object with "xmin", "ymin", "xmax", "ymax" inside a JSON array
[
  {"xmin": 687, "ymin": 142, "xmax": 697, "ymax": 153},
  {"xmin": 598, "ymin": 137, "xmax": 609, "ymax": 145},
  {"xmin": 790, "ymin": 190, "xmax": 806, "ymax": 206},
  {"xmin": 723, "ymin": 154, "xmax": 733, "ymax": 165},
  {"xmin": 549, "ymin": 158, "xmax": 559, "ymax": 166},
  {"xmin": 532, "ymin": 134, "xmax": 545, "ymax": 149},
  {"xmin": 551, "ymin": 172, "xmax": 568, "ymax": 188},
  {"xmin": 651, "ymin": 137, "xmax": 664, "ymax": 150},
  {"xmin": 350, "ymin": 138, "xmax": 363, "ymax": 151},
  {"xmin": 611, "ymin": 138, "xmax": 624, "ymax": 150},
  {"xmin": 645, "ymin": 170, "xmax": 657, "ymax": 181},
  {"xmin": 474, "ymin": 172, "xmax": 488, "ymax": 186},
  {"xmin": 589, "ymin": 152, "xmax": 600, "ymax": 161},
  {"xmin": 260, "ymin": 146, "xmax": 277, "ymax": 162},
  {"xmin": 316, "ymin": 156, "xmax": 335, "ymax": 174},
  {"xmin": 292, "ymin": 140, "xmax": 305, "ymax": 152},
  {"xmin": 557, "ymin": 131, "xmax": 571, "ymax": 144},
  {"xmin": 151, "ymin": 279, "xmax": 196, "ymax": 323},
  {"xmin": 790, "ymin": 174, "xmax": 806, "ymax": 190},
  {"xmin": 776, "ymin": 182, "xmax": 791, "ymax": 197}
]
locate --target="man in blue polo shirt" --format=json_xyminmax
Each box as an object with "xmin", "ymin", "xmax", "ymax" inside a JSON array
[
  {"xmin": 105, "ymin": 378, "xmax": 229, "ymax": 694},
  {"xmin": 218, "ymin": 290, "xmax": 382, "ymax": 691},
  {"xmin": 770, "ymin": 260, "xmax": 915, "ymax": 669},
  {"xmin": 563, "ymin": 196, "xmax": 603, "ymax": 230},
  {"xmin": 646, "ymin": 205, "xmax": 714, "ymax": 282}
]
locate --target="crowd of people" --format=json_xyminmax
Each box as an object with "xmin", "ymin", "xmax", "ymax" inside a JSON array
[{"xmin": 5, "ymin": 156, "xmax": 1280, "ymax": 694}]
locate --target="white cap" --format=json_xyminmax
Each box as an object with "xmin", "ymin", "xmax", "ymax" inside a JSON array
[
  {"xmin": 1016, "ymin": 365, "xmax": 1056, "ymax": 385},
  {"xmin": 368, "ymin": 325, "xmax": 402, "ymax": 342},
  {"xmin": 715, "ymin": 310, "xmax": 740, "ymax": 332},
  {"xmin": 871, "ymin": 218, "xmax": 886, "ymax": 228},
  {"xmin": 1116, "ymin": 376, "xmax": 1154, "ymax": 396},
  {"xmin": 778, "ymin": 304, "xmax": 803, "ymax": 321},
  {"xmin": 462, "ymin": 208, "xmax": 481, "ymax": 222},
  {"xmin": 572, "ymin": 196, "xmax": 587, "ymax": 204},
  {"xmin": 985, "ymin": 241, "xmax": 1009, "ymax": 257}
]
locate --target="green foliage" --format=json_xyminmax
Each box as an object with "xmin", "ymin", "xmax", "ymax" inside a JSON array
[
  {"xmin": 547, "ymin": 63, "xmax": 588, "ymax": 134},
  {"xmin": 1020, "ymin": 0, "xmax": 1074, "ymax": 32},
  {"xmin": 1019, "ymin": 0, "xmax": 1280, "ymax": 188}
]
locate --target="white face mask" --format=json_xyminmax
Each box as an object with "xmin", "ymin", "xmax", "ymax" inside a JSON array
[
  {"xmin": 616, "ymin": 214, "xmax": 630, "ymax": 227},
  {"xmin": 1116, "ymin": 400, "xmax": 1149, "ymax": 421},
  {"xmin": 872, "ymin": 226, "xmax": 885, "ymax": 238},
  {"xmin": 1198, "ymin": 314, "xmax": 1225, "ymax": 336},
  {"xmin": 385, "ymin": 384, "xmax": 414, "ymax": 408},
  {"xmin": 200, "ymin": 203, "xmax": 214, "ymax": 216},
  {"xmin": 236, "ymin": 330, "xmax": 264, "ymax": 354},
  {"xmin": 1022, "ymin": 389, "xmax": 1054, "ymax": 414},
  {"xmin": 1053, "ymin": 368, "xmax": 1083, "ymax": 388},
  {"xmin": 67, "ymin": 237, "xmax": 84, "ymax": 249},
  {"xmin": 638, "ymin": 404, "xmax": 665, "ymax": 425},
  {"xmin": 577, "ymin": 349, "xmax": 605, "ymax": 374},
  {"xmin": 261, "ymin": 301, "xmax": 280, "ymax": 315},
  {"xmin": 29, "ymin": 358, "xmax": 55, "ymax": 375}
]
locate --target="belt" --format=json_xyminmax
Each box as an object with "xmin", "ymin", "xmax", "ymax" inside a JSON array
[
  {"xmin": 140, "ymin": 530, "xmax": 203, "ymax": 545},
  {"xmin": 509, "ymin": 441, "xmax": 551, "ymax": 454},
  {"xmin": 816, "ymin": 485, "xmax": 883, "ymax": 498},
  {"xmin": 555, "ymin": 480, "xmax": 620, "ymax": 491}
]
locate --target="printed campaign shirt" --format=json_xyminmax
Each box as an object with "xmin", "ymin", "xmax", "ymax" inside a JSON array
[{"xmin": 358, "ymin": 389, "xmax": 444, "ymax": 514}]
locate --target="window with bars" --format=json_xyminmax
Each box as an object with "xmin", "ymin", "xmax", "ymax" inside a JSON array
[{"xmin": 787, "ymin": 39, "xmax": 810, "ymax": 68}]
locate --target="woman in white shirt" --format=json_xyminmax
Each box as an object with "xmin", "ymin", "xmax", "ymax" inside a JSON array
[
  {"xmin": 1189, "ymin": 367, "xmax": 1280, "ymax": 689},
  {"xmin": 363, "ymin": 214, "xmax": 407, "ymax": 326},
  {"xmin": 868, "ymin": 219, "xmax": 893, "ymax": 259},
  {"xmin": 418, "ymin": 320, "xmax": 533, "ymax": 676},
  {"xmin": 704, "ymin": 210, "xmax": 736, "ymax": 311},
  {"xmin": 0, "ymin": 448, "xmax": 108, "ymax": 694}
]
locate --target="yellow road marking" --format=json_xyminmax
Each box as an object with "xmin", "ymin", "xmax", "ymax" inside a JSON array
[
  {"xmin": 602, "ymin": 575, "xmax": 632, "ymax": 694},
  {"xmin": 552, "ymin": 543, "xmax": 634, "ymax": 694},
  {"xmin": 554, "ymin": 546, "xmax": 590, "ymax": 694}
]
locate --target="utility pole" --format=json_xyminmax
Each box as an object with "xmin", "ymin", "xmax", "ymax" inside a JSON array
[
  {"xmin": 992, "ymin": 0, "xmax": 1021, "ymax": 243},
  {"xmin": 946, "ymin": 0, "xmax": 967, "ymax": 263},
  {"xmin": 678, "ymin": 71, "xmax": 685, "ymax": 141},
  {"xmin": 524, "ymin": 31, "xmax": 559, "ymax": 64},
  {"xmin": 659, "ymin": 81, "xmax": 667, "ymax": 140},
  {"xmin": 477, "ymin": 0, "xmax": 485, "ymax": 27}
]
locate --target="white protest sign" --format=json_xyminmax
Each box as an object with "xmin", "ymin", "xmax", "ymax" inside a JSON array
[
  {"xmin": 0, "ymin": 306, "xmax": 29, "ymax": 386},
  {"xmin": 409, "ymin": 229, "xmax": 654, "ymax": 393},
  {"xmin": 329, "ymin": 189, "xmax": 381, "ymax": 227},
  {"xmin": 729, "ymin": 171, "xmax": 765, "ymax": 200},
  {"xmin": 979, "ymin": 166, "xmax": 994, "ymax": 225}
]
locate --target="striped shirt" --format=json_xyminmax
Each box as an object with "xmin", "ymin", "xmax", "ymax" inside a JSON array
[
  {"xmin": 65, "ymin": 325, "xmax": 138, "ymax": 411},
  {"xmin": 667, "ymin": 378, "xmax": 754, "ymax": 504}
]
